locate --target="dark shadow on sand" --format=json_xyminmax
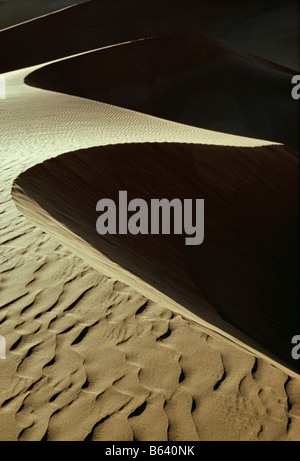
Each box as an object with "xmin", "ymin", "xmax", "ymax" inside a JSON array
[{"xmin": 13, "ymin": 142, "xmax": 299, "ymax": 373}]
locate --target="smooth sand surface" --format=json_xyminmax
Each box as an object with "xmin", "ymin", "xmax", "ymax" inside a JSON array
[{"xmin": 0, "ymin": 0, "xmax": 299, "ymax": 442}]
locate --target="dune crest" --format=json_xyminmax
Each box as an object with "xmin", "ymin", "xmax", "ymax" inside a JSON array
[
  {"xmin": 24, "ymin": 34, "xmax": 299, "ymax": 152},
  {"xmin": 12, "ymin": 142, "xmax": 299, "ymax": 377},
  {"xmin": 0, "ymin": 0, "xmax": 87, "ymax": 30},
  {"xmin": 1, "ymin": 0, "xmax": 299, "ymax": 442},
  {"xmin": 0, "ymin": 0, "xmax": 298, "ymax": 72}
]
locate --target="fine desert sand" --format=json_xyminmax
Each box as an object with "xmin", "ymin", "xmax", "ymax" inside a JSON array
[{"xmin": 0, "ymin": 0, "xmax": 299, "ymax": 442}]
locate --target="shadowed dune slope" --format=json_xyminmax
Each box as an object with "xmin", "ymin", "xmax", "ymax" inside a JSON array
[
  {"xmin": 1, "ymin": 66, "xmax": 299, "ymax": 442},
  {"xmin": 0, "ymin": 0, "xmax": 87, "ymax": 30},
  {"xmin": 0, "ymin": 0, "xmax": 299, "ymax": 73},
  {"xmin": 25, "ymin": 34, "xmax": 299, "ymax": 152},
  {"xmin": 12, "ymin": 142, "xmax": 299, "ymax": 375}
]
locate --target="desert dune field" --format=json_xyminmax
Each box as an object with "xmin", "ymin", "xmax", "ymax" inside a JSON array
[{"xmin": 0, "ymin": 0, "xmax": 299, "ymax": 442}]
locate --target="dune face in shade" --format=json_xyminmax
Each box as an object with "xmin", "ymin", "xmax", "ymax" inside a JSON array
[
  {"xmin": 0, "ymin": 0, "xmax": 87, "ymax": 30},
  {"xmin": 1, "ymin": 0, "xmax": 299, "ymax": 442},
  {"xmin": 13, "ymin": 142, "xmax": 299, "ymax": 374},
  {"xmin": 25, "ymin": 34, "xmax": 299, "ymax": 153}
]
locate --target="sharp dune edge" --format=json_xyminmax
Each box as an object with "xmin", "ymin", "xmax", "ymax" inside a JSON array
[
  {"xmin": 12, "ymin": 141, "xmax": 299, "ymax": 377},
  {"xmin": 0, "ymin": 0, "xmax": 87, "ymax": 30},
  {"xmin": 1, "ymin": 0, "xmax": 300, "ymax": 442},
  {"xmin": 0, "ymin": 0, "xmax": 299, "ymax": 72}
]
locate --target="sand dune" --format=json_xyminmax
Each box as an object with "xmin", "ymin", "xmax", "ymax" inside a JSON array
[
  {"xmin": 0, "ymin": 0, "xmax": 299, "ymax": 73},
  {"xmin": 0, "ymin": 0, "xmax": 87, "ymax": 30},
  {"xmin": 12, "ymin": 142, "xmax": 299, "ymax": 376},
  {"xmin": 1, "ymin": 61, "xmax": 299, "ymax": 441},
  {"xmin": 2, "ymin": 242, "xmax": 298, "ymax": 440},
  {"xmin": 25, "ymin": 34, "xmax": 299, "ymax": 152}
]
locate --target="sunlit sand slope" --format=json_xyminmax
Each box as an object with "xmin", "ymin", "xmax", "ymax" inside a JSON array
[{"xmin": 0, "ymin": 0, "xmax": 87, "ymax": 30}]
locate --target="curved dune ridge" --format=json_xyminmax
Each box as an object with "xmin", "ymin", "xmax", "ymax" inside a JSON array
[
  {"xmin": 0, "ymin": 0, "xmax": 87, "ymax": 30},
  {"xmin": 25, "ymin": 34, "xmax": 299, "ymax": 152},
  {"xmin": 0, "ymin": 0, "xmax": 299, "ymax": 72},
  {"xmin": 1, "ymin": 0, "xmax": 300, "ymax": 443},
  {"xmin": 12, "ymin": 142, "xmax": 299, "ymax": 376}
]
